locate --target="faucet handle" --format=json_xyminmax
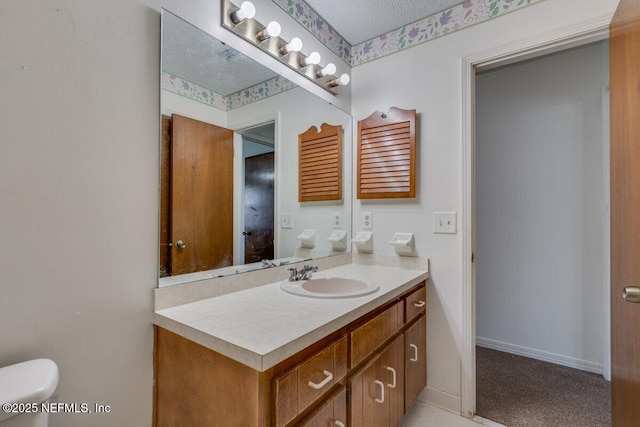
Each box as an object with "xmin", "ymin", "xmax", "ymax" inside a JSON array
[{"xmin": 287, "ymin": 267, "xmax": 298, "ymax": 281}]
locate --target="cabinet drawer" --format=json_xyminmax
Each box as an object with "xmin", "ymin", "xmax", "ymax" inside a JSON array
[
  {"xmin": 274, "ymin": 336, "xmax": 347, "ymax": 427},
  {"xmin": 405, "ymin": 285, "xmax": 426, "ymax": 324},
  {"xmin": 350, "ymin": 301, "xmax": 403, "ymax": 368}
]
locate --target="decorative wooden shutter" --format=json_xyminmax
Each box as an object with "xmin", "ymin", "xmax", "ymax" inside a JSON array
[
  {"xmin": 298, "ymin": 123, "xmax": 343, "ymax": 202},
  {"xmin": 357, "ymin": 107, "xmax": 416, "ymax": 199}
]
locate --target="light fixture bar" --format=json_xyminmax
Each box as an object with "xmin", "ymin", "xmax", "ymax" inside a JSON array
[{"xmin": 222, "ymin": 0, "xmax": 349, "ymax": 96}]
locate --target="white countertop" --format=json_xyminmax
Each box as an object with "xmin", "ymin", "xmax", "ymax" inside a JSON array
[{"xmin": 153, "ymin": 263, "xmax": 429, "ymax": 371}]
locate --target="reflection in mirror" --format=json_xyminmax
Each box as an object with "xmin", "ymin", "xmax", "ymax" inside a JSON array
[{"xmin": 159, "ymin": 10, "xmax": 352, "ymax": 287}]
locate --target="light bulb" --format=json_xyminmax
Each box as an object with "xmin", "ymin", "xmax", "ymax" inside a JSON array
[
  {"xmin": 257, "ymin": 21, "xmax": 281, "ymax": 40},
  {"xmin": 317, "ymin": 63, "xmax": 336, "ymax": 77},
  {"xmin": 281, "ymin": 37, "xmax": 303, "ymax": 55},
  {"xmin": 329, "ymin": 73, "xmax": 350, "ymax": 87},
  {"xmin": 301, "ymin": 51, "xmax": 321, "ymax": 67},
  {"xmin": 231, "ymin": 1, "xmax": 255, "ymax": 23}
]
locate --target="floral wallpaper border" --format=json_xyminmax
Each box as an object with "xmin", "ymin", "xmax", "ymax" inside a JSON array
[
  {"xmin": 228, "ymin": 75, "xmax": 297, "ymax": 109},
  {"xmin": 161, "ymin": 73, "xmax": 228, "ymax": 110},
  {"xmin": 350, "ymin": 0, "xmax": 544, "ymax": 65},
  {"xmin": 271, "ymin": 0, "xmax": 544, "ymax": 67},
  {"xmin": 161, "ymin": 72, "xmax": 296, "ymax": 111}
]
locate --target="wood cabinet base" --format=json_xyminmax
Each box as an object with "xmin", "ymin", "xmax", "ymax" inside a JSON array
[{"xmin": 154, "ymin": 282, "xmax": 427, "ymax": 427}]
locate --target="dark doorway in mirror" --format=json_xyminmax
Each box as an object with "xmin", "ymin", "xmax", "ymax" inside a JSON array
[
  {"xmin": 241, "ymin": 123, "xmax": 275, "ymax": 264},
  {"xmin": 244, "ymin": 152, "xmax": 274, "ymax": 263}
]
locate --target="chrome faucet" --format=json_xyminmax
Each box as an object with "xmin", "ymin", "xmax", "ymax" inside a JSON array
[{"xmin": 287, "ymin": 265, "xmax": 318, "ymax": 281}]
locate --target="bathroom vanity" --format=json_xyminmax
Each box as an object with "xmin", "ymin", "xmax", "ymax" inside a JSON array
[{"xmin": 153, "ymin": 261, "xmax": 428, "ymax": 426}]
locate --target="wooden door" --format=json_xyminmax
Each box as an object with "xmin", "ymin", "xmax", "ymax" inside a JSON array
[
  {"xmin": 610, "ymin": 0, "xmax": 640, "ymax": 425},
  {"xmin": 404, "ymin": 315, "xmax": 426, "ymax": 413},
  {"xmin": 243, "ymin": 152, "xmax": 274, "ymax": 264},
  {"xmin": 170, "ymin": 114, "xmax": 233, "ymax": 275}
]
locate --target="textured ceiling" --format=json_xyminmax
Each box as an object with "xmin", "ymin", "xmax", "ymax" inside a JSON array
[
  {"xmin": 304, "ymin": 0, "xmax": 462, "ymax": 44},
  {"xmin": 162, "ymin": 11, "xmax": 278, "ymax": 95}
]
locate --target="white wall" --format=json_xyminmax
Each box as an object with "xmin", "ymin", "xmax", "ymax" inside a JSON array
[
  {"xmin": 0, "ymin": 1, "xmax": 346, "ymax": 426},
  {"xmin": 350, "ymin": 0, "xmax": 618, "ymax": 410},
  {"xmin": 475, "ymin": 42, "xmax": 608, "ymax": 373}
]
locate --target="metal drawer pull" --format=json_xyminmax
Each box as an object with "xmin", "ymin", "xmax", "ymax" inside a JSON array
[
  {"xmin": 334, "ymin": 421, "xmax": 345, "ymax": 427},
  {"xmin": 385, "ymin": 366, "xmax": 397, "ymax": 388},
  {"xmin": 409, "ymin": 344, "xmax": 419, "ymax": 362},
  {"xmin": 308, "ymin": 370, "xmax": 333, "ymax": 390},
  {"xmin": 623, "ymin": 287, "xmax": 640, "ymax": 303},
  {"xmin": 413, "ymin": 300, "xmax": 426, "ymax": 308},
  {"xmin": 374, "ymin": 380, "xmax": 385, "ymax": 403}
]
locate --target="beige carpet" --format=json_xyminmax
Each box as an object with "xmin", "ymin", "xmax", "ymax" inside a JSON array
[{"xmin": 476, "ymin": 346, "xmax": 610, "ymax": 427}]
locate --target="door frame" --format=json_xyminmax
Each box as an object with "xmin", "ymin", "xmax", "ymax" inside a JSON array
[
  {"xmin": 228, "ymin": 113, "xmax": 280, "ymax": 266},
  {"xmin": 460, "ymin": 16, "xmax": 612, "ymax": 418}
]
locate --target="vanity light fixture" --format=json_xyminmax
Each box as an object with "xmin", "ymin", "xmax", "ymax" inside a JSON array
[
  {"xmin": 280, "ymin": 37, "xmax": 302, "ymax": 55},
  {"xmin": 230, "ymin": 1, "xmax": 255, "ymax": 24},
  {"xmin": 316, "ymin": 63, "xmax": 337, "ymax": 78},
  {"xmin": 328, "ymin": 73, "xmax": 351, "ymax": 88},
  {"xmin": 222, "ymin": 0, "xmax": 350, "ymax": 95},
  {"xmin": 257, "ymin": 21, "xmax": 281, "ymax": 41}
]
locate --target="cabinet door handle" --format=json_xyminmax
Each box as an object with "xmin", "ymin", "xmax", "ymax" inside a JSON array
[
  {"xmin": 385, "ymin": 366, "xmax": 397, "ymax": 388},
  {"xmin": 334, "ymin": 421, "xmax": 345, "ymax": 427},
  {"xmin": 413, "ymin": 300, "xmax": 426, "ymax": 308},
  {"xmin": 409, "ymin": 344, "xmax": 419, "ymax": 362},
  {"xmin": 374, "ymin": 380, "xmax": 385, "ymax": 403},
  {"xmin": 307, "ymin": 370, "xmax": 333, "ymax": 390}
]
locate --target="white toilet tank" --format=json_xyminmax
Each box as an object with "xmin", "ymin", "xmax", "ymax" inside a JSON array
[{"xmin": 0, "ymin": 359, "xmax": 59, "ymax": 427}]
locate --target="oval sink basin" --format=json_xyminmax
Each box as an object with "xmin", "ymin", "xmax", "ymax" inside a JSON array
[{"xmin": 280, "ymin": 277, "xmax": 380, "ymax": 299}]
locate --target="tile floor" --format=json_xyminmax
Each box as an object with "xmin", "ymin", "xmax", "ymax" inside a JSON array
[{"xmin": 402, "ymin": 401, "xmax": 506, "ymax": 427}]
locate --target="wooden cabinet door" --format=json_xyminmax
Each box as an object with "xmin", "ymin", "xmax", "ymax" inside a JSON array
[
  {"xmin": 404, "ymin": 315, "xmax": 426, "ymax": 413},
  {"xmin": 350, "ymin": 355, "xmax": 385, "ymax": 427},
  {"xmin": 350, "ymin": 336, "xmax": 405, "ymax": 427},
  {"xmin": 379, "ymin": 335, "xmax": 405, "ymax": 426},
  {"xmin": 301, "ymin": 387, "xmax": 347, "ymax": 427}
]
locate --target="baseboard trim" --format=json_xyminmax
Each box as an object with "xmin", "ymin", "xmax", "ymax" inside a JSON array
[
  {"xmin": 476, "ymin": 337, "xmax": 603, "ymax": 375},
  {"xmin": 421, "ymin": 387, "xmax": 461, "ymax": 414}
]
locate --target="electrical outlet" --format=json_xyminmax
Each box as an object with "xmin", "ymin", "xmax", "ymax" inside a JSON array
[
  {"xmin": 433, "ymin": 212, "xmax": 457, "ymax": 234},
  {"xmin": 281, "ymin": 212, "xmax": 293, "ymax": 229},
  {"xmin": 363, "ymin": 212, "xmax": 373, "ymax": 230},
  {"xmin": 333, "ymin": 213, "xmax": 342, "ymax": 229}
]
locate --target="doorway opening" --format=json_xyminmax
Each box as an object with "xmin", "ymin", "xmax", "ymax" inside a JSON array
[
  {"xmin": 460, "ymin": 17, "xmax": 613, "ymax": 426},
  {"xmin": 237, "ymin": 122, "xmax": 275, "ymax": 264},
  {"xmin": 474, "ymin": 41, "xmax": 611, "ymax": 427}
]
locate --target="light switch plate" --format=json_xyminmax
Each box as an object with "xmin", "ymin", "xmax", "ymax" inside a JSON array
[
  {"xmin": 363, "ymin": 212, "xmax": 373, "ymax": 230},
  {"xmin": 433, "ymin": 212, "xmax": 457, "ymax": 234},
  {"xmin": 281, "ymin": 212, "xmax": 293, "ymax": 229}
]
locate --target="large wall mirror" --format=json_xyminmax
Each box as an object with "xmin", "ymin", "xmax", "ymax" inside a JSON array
[{"xmin": 159, "ymin": 10, "xmax": 353, "ymax": 287}]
